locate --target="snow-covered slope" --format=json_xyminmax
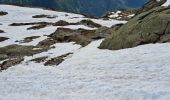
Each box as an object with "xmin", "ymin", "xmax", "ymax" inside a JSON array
[
  {"xmin": 162, "ymin": 0, "xmax": 170, "ymax": 6},
  {"xmin": 0, "ymin": 5, "xmax": 170, "ymax": 100},
  {"xmin": 0, "ymin": 5, "xmax": 126, "ymax": 47},
  {"xmin": 1, "ymin": 40, "xmax": 170, "ymax": 100}
]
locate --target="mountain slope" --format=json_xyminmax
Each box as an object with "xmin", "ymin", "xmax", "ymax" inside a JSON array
[
  {"xmin": 1, "ymin": 4, "xmax": 170, "ymax": 100},
  {"xmin": 0, "ymin": 0, "xmax": 149, "ymax": 16}
]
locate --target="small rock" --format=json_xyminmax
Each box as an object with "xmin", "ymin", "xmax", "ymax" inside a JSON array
[
  {"xmin": 0, "ymin": 37, "xmax": 9, "ymax": 42},
  {"xmin": 32, "ymin": 14, "xmax": 49, "ymax": 18},
  {"xmin": 0, "ymin": 30, "xmax": 5, "ymax": 33},
  {"xmin": 0, "ymin": 11, "xmax": 8, "ymax": 16}
]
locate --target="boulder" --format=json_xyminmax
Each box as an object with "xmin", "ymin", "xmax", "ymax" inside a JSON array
[{"xmin": 99, "ymin": 6, "xmax": 170, "ymax": 50}]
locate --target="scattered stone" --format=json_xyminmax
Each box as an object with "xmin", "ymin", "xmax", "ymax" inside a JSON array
[
  {"xmin": 44, "ymin": 53, "xmax": 72, "ymax": 66},
  {"xmin": 0, "ymin": 57, "xmax": 24, "ymax": 70},
  {"xmin": 0, "ymin": 37, "xmax": 9, "ymax": 42}
]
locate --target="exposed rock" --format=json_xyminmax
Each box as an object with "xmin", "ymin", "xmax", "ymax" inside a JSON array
[
  {"xmin": 44, "ymin": 53, "xmax": 72, "ymax": 66},
  {"xmin": 0, "ymin": 37, "xmax": 9, "ymax": 42},
  {"xmin": 38, "ymin": 26, "xmax": 112, "ymax": 47},
  {"xmin": 48, "ymin": 28, "xmax": 96, "ymax": 46},
  {"xmin": 0, "ymin": 11, "xmax": 8, "ymax": 16},
  {"xmin": 32, "ymin": 14, "xmax": 49, "ymax": 18},
  {"xmin": 38, "ymin": 28, "xmax": 94, "ymax": 47},
  {"xmin": 0, "ymin": 57, "xmax": 24, "ymax": 70},
  {"xmin": 79, "ymin": 19, "xmax": 102, "ymax": 28},
  {"xmin": 32, "ymin": 14, "xmax": 57, "ymax": 19},
  {"xmin": 30, "ymin": 56, "xmax": 48, "ymax": 63},
  {"xmin": 137, "ymin": 0, "xmax": 166, "ymax": 14},
  {"xmin": 53, "ymin": 20, "xmax": 70, "ymax": 26},
  {"xmin": 102, "ymin": 9, "xmax": 136, "ymax": 20},
  {"xmin": 0, "ymin": 54, "xmax": 8, "ymax": 61},
  {"xmin": 0, "ymin": 30, "xmax": 5, "ymax": 33},
  {"xmin": 99, "ymin": 6, "xmax": 170, "ymax": 50},
  {"xmin": 0, "ymin": 45, "xmax": 45, "ymax": 59},
  {"xmin": 9, "ymin": 22, "xmax": 51, "ymax": 26},
  {"xmin": 16, "ymin": 36, "xmax": 40, "ymax": 43},
  {"xmin": 27, "ymin": 24, "xmax": 47, "ymax": 30}
]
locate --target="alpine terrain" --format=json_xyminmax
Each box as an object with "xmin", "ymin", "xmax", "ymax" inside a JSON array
[{"xmin": 0, "ymin": 0, "xmax": 170, "ymax": 100}]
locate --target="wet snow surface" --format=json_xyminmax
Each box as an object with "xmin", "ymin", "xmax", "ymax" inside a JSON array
[{"xmin": 0, "ymin": 5, "xmax": 170, "ymax": 100}]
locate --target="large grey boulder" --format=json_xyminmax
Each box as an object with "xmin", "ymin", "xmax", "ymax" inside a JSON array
[{"xmin": 99, "ymin": 5, "xmax": 170, "ymax": 50}]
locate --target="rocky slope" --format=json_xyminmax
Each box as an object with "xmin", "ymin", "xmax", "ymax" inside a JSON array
[
  {"xmin": 99, "ymin": 0, "xmax": 170, "ymax": 50},
  {"xmin": 0, "ymin": 0, "xmax": 148, "ymax": 16}
]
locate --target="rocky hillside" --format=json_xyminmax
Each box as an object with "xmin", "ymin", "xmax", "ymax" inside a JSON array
[
  {"xmin": 99, "ymin": 0, "xmax": 170, "ymax": 50},
  {"xmin": 0, "ymin": 0, "xmax": 149, "ymax": 16}
]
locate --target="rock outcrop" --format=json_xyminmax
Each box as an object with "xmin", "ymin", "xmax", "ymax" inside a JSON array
[
  {"xmin": 0, "ymin": 57, "xmax": 24, "ymax": 70},
  {"xmin": 99, "ymin": 0, "xmax": 170, "ymax": 50}
]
